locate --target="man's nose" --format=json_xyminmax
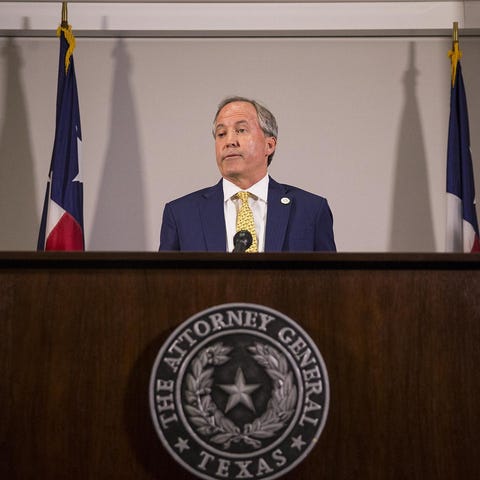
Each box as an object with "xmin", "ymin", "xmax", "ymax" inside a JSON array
[{"xmin": 225, "ymin": 130, "xmax": 239, "ymax": 147}]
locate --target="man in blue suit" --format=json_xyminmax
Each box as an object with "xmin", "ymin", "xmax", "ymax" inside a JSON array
[{"xmin": 159, "ymin": 96, "xmax": 336, "ymax": 252}]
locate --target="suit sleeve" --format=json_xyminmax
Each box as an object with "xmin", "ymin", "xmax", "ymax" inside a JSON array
[
  {"xmin": 159, "ymin": 203, "xmax": 180, "ymax": 251},
  {"xmin": 315, "ymin": 199, "xmax": 336, "ymax": 252}
]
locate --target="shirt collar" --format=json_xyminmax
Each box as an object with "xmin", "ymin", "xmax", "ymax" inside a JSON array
[{"xmin": 222, "ymin": 174, "xmax": 269, "ymax": 202}]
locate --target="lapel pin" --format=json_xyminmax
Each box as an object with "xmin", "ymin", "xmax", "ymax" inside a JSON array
[{"xmin": 281, "ymin": 197, "xmax": 291, "ymax": 205}]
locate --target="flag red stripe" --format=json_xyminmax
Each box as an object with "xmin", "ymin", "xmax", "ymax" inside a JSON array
[
  {"xmin": 472, "ymin": 234, "xmax": 480, "ymax": 253},
  {"xmin": 45, "ymin": 212, "xmax": 84, "ymax": 251}
]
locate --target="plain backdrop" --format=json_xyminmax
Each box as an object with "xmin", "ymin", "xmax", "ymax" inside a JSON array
[{"xmin": 1, "ymin": 35, "xmax": 480, "ymax": 251}]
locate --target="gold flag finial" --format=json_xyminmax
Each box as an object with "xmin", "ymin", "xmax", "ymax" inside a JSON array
[
  {"xmin": 61, "ymin": 2, "xmax": 68, "ymax": 28},
  {"xmin": 452, "ymin": 21, "xmax": 459, "ymax": 44},
  {"xmin": 448, "ymin": 21, "xmax": 462, "ymax": 87}
]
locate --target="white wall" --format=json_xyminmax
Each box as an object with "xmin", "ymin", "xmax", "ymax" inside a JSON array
[{"xmin": 0, "ymin": 34, "xmax": 479, "ymax": 251}]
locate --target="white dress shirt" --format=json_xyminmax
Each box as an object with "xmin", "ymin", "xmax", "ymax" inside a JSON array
[{"xmin": 223, "ymin": 175, "xmax": 269, "ymax": 252}]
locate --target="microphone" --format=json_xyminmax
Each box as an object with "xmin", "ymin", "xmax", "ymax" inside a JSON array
[{"xmin": 233, "ymin": 230, "xmax": 253, "ymax": 252}]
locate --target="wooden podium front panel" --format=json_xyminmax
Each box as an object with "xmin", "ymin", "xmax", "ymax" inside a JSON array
[{"xmin": 0, "ymin": 253, "xmax": 479, "ymax": 479}]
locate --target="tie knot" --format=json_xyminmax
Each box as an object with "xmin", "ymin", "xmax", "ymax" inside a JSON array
[{"xmin": 235, "ymin": 191, "xmax": 250, "ymax": 203}]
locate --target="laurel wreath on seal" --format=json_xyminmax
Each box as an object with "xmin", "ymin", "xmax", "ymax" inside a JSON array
[{"xmin": 184, "ymin": 341, "xmax": 297, "ymax": 450}]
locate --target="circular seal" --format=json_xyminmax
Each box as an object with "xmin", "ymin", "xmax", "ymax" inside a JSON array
[{"xmin": 149, "ymin": 303, "xmax": 329, "ymax": 480}]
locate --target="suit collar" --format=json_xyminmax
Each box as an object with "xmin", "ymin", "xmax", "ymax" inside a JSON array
[
  {"xmin": 265, "ymin": 177, "xmax": 291, "ymax": 251},
  {"xmin": 200, "ymin": 180, "xmax": 227, "ymax": 251}
]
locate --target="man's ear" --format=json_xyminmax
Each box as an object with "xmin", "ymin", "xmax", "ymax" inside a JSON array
[{"xmin": 265, "ymin": 137, "xmax": 277, "ymax": 155}]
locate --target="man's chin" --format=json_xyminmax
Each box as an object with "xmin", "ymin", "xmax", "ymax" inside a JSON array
[{"xmin": 220, "ymin": 161, "xmax": 243, "ymax": 176}]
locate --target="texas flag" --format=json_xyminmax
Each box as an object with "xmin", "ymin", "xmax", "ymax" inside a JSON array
[
  {"xmin": 445, "ymin": 47, "xmax": 480, "ymax": 252},
  {"xmin": 37, "ymin": 24, "xmax": 84, "ymax": 251}
]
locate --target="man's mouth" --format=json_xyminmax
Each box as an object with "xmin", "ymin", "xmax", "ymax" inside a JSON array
[{"xmin": 224, "ymin": 153, "xmax": 241, "ymax": 160}]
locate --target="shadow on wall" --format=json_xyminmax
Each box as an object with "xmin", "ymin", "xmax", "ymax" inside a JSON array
[
  {"xmin": 389, "ymin": 42, "xmax": 436, "ymax": 252},
  {"xmin": 89, "ymin": 39, "xmax": 147, "ymax": 251},
  {"xmin": 0, "ymin": 38, "xmax": 39, "ymax": 250}
]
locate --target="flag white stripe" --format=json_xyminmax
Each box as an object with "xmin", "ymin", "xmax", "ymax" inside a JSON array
[
  {"xmin": 446, "ymin": 191, "xmax": 478, "ymax": 252},
  {"xmin": 45, "ymin": 198, "xmax": 67, "ymax": 240},
  {"xmin": 446, "ymin": 192, "xmax": 462, "ymax": 252},
  {"xmin": 463, "ymin": 219, "xmax": 477, "ymax": 252}
]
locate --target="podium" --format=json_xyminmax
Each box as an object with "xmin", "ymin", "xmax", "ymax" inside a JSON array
[{"xmin": 1, "ymin": 252, "xmax": 479, "ymax": 479}]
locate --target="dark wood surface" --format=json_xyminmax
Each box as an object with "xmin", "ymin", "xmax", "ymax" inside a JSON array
[{"xmin": 1, "ymin": 253, "xmax": 479, "ymax": 479}]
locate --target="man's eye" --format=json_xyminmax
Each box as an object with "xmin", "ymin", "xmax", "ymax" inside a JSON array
[
  {"xmin": 236, "ymin": 128, "xmax": 247, "ymax": 134},
  {"xmin": 216, "ymin": 132, "xmax": 226, "ymax": 138}
]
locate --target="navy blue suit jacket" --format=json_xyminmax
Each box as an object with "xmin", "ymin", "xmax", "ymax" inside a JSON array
[{"xmin": 159, "ymin": 177, "xmax": 336, "ymax": 252}]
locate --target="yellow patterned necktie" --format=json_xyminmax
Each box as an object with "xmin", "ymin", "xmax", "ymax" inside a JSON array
[{"xmin": 234, "ymin": 191, "xmax": 258, "ymax": 252}]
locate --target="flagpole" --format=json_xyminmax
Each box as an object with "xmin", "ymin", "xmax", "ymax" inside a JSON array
[
  {"xmin": 61, "ymin": 2, "xmax": 68, "ymax": 27},
  {"xmin": 449, "ymin": 21, "xmax": 462, "ymax": 87},
  {"xmin": 452, "ymin": 21, "xmax": 458, "ymax": 46}
]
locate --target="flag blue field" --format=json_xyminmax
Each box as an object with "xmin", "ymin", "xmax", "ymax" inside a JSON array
[
  {"xmin": 37, "ymin": 25, "xmax": 84, "ymax": 251},
  {"xmin": 446, "ymin": 52, "xmax": 480, "ymax": 252}
]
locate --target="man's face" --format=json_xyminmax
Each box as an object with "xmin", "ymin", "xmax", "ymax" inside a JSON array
[{"xmin": 214, "ymin": 101, "xmax": 276, "ymax": 189}]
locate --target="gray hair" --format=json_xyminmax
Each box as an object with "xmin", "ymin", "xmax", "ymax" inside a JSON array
[{"xmin": 212, "ymin": 96, "xmax": 278, "ymax": 165}]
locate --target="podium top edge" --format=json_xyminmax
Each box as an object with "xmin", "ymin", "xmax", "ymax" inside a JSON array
[{"xmin": 0, "ymin": 251, "xmax": 479, "ymax": 271}]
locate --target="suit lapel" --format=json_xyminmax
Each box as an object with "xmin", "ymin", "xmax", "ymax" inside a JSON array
[
  {"xmin": 199, "ymin": 180, "xmax": 227, "ymax": 251},
  {"xmin": 265, "ymin": 177, "xmax": 291, "ymax": 251}
]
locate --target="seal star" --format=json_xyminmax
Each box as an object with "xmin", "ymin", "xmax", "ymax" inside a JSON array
[
  {"xmin": 290, "ymin": 434, "xmax": 306, "ymax": 451},
  {"xmin": 218, "ymin": 367, "xmax": 260, "ymax": 413},
  {"xmin": 174, "ymin": 437, "xmax": 190, "ymax": 453}
]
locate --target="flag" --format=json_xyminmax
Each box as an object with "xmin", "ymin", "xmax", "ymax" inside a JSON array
[
  {"xmin": 445, "ymin": 43, "xmax": 480, "ymax": 252},
  {"xmin": 37, "ymin": 24, "xmax": 84, "ymax": 251}
]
